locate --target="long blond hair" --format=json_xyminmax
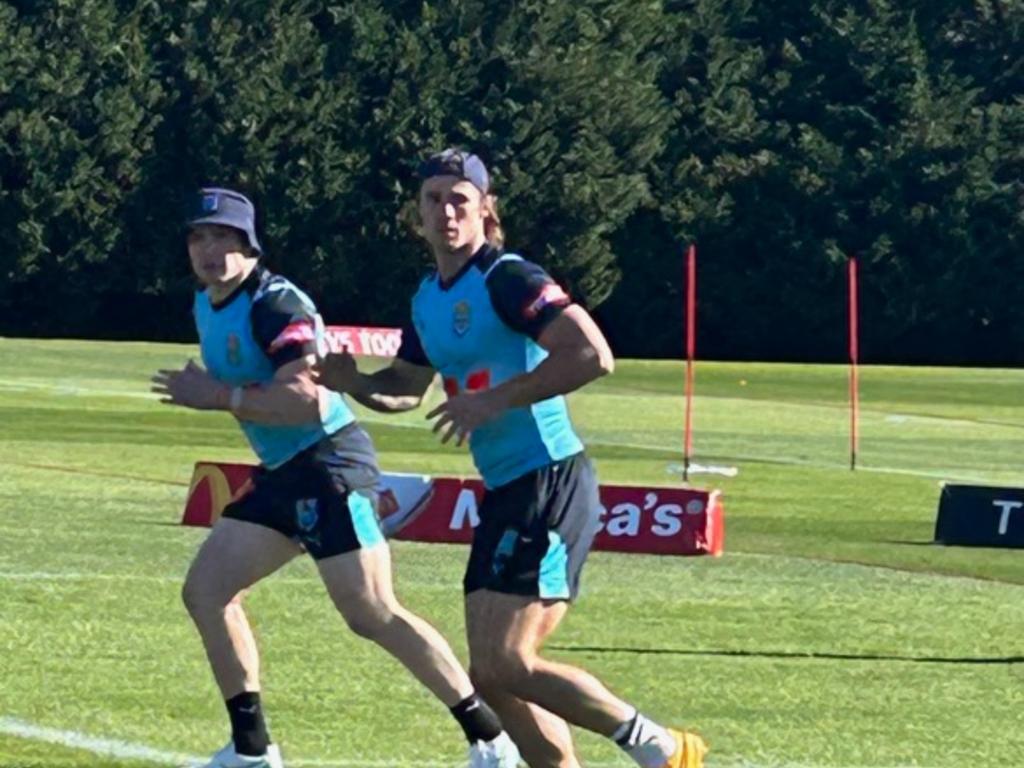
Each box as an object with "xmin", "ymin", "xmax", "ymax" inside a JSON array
[{"xmin": 483, "ymin": 194, "xmax": 505, "ymax": 248}]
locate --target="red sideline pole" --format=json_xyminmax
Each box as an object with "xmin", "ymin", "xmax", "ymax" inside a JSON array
[
  {"xmin": 684, "ymin": 243, "xmax": 697, "ymax": 481},
  {"xmin": 848, "ymin": 256, "xmax": 860, "ymax": 471}
]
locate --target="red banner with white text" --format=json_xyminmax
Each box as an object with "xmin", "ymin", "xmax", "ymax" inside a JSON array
[
  {"xmin": 324, "ymin": 325, "xmax": 402, "ymax": 357},
  {"xmin": 181, "ymin": 463, "xmax": 724, "ymax": 557}
]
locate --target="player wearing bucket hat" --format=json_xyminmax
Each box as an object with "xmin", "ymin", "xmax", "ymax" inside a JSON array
[
  {"xmin": 153, "ymin": 187, "xmax": 519, "ymax": 768},
  {"xmin": 187, "ymin": 187, "xmax": 263, "ymax": 254}
]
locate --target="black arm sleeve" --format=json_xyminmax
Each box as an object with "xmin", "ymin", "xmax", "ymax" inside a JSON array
[
  {"xmin": 251, "ymin": 282, "xmax": 320, "ymax": 369},
  {"xmin": 486, "ymin": 258, "xmax": 572, "ymax": 339},
  {"xmin": 395, "ymin": 321, "xmax": 431, "ymax": 367}
]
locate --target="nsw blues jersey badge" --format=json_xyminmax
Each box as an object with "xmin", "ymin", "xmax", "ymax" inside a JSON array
[{"xmin": 453, "ymin": 300, "xmax": 471, "ymax": 337}]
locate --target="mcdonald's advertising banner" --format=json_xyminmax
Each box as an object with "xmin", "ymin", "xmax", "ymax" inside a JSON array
[{"xmin": 182, "ymin": 462, "xmax": 725, "ymax": 557}]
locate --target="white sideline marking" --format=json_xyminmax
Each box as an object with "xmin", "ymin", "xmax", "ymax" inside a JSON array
[
  {"xmin": 0, "ymin": 717, "xmax": 201, "ymax": 765},
  {"xmin": 0, "ymin": 715, "xmax": 934, "ymax": 768}
]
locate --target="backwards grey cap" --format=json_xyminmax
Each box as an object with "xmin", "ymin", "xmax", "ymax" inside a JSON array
[
  {"xmin": 417, "ymin": 148, "xmax": 490, "ymax": 194},
  {"xmin": 187, "ymin": 187, "xmax": 262, "ymax": 254}
]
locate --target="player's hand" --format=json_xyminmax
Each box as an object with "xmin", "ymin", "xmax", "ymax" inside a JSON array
[
  {"xmin": 426, "ymin": 390, "xmax": 505, "ymax": 447},
  {"xmin": 314, "ymin": 351, "xmax": 359, "ymax": 393},
  {"xmin": 150, "ymin": 359, "xmax": 228, "ymax": 410}
]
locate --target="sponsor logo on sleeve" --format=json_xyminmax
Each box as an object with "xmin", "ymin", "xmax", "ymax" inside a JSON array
[
  {"xmin": 524, "ymin": 283, "xmax": 570, "ymax": 319},
  {"xmin": 269, "ymin": 321, "xmax": 315, "ymax": 353}
]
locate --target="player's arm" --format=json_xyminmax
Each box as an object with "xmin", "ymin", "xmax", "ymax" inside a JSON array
[
  {"xmin": 149, "ymin": 355, "xmax": 322, "ymax": 424},
  {"xmin": 227, "ymin": 356, "xmax": 322, "ymax": 424},
  {"xmin": 318, "ymin": 353, "xmax": 435, "ymax": 413},
  {"xmin": 316, "ymin": 322, "xmax": 436, "ymax": 413},
  {"xmin": 426, "ymin": 260, "xmax": 613, "ymax": 445},
  {"xmin": 152, "ymin": 284, "xmax": 328, "ymax": 424},
  {"xmin": 490, "ymin": 304, "xmax": 614, "ymax": 410},
  {"xmin": 489, "ymin": 258, "xmax": 614, "ymax": 408}
]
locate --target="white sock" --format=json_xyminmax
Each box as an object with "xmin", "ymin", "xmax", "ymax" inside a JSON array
[{"xmin": 615, "ymin": 712, "xmax": 675, "ymax": 768}]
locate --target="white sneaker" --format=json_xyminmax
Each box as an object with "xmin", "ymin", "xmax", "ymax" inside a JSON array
[
  {"xmin": 201, "ymin": 742, "xmax": 284, "ymax": 768},
  {"xmin": 468, "ymin": 732, "xmax": 521, "ymax": 768}
]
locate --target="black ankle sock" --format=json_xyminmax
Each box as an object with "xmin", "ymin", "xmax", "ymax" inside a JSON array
[
  {"xmin": 450, "ymin": 693, "xmax": 503, "ymax": 744},
  {"xmin": 226, "ymin": 691, "xmax": 270, "ymax": 756},
  {"xmin": 614, "ymin": 713, "xmax": 641, "ymax": 747}
]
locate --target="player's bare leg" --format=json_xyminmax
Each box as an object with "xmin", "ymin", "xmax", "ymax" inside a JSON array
[
  {"xmin": 183, "ymin": 518, "xmax": 301, "ymax": 765},
  {"xmin": 467, "ymin": 591, "xmax": 704, "ymax": 768},
  {"xmin": 317, "ymin": 542, "xmax": 476, "ymax": 703},
  {"xmin": 318, "ymin": 543, "xmax": 520, "ymax": 767},
  {"xmin": 467, "ymin": 593, "xmax": 579, "ymax": 767},
  {"xmin": 183, "ymin": 518, "xmax": 301, "ymax": 697}
]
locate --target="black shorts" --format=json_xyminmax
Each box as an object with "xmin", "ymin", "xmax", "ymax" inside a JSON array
[
  {"xmin": 464, "ymin": 453, "xmax": 600, "ymax": 601},
  {"xmin": 222, "ymin": 424, "xmax": 384, "ymax": 560}
]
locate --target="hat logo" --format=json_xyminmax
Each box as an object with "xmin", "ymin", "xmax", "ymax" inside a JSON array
[
  {"xmin": 201, "ymin": 193, "xmax": 219, "ymax": 213},
  {"xmin": 453, "ymin": 300, "xmax": 471, "ymax": 337}
]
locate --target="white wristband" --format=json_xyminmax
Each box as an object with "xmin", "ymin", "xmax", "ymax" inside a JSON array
[{"xmin": 229, "ymin": 386, "xmax": 245, "ymax": 412}]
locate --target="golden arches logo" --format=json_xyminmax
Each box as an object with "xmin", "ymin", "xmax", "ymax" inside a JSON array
[{"xmin": 186, "ymin": 464, "xmax": 243, "ymax": 524}]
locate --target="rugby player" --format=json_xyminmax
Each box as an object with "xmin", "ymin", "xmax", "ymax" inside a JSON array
[
  {"xmin": 151, "ymin": 187, "xmax": 519, "ymax": 768},
  {"xmin": 317, "ymin": 153, "xmax": 707, "ymax": 768}
]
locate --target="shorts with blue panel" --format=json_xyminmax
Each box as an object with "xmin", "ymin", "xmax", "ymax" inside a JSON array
[
  {"xmin": 221, "ymin": 423, "xmax": 384, "ymax": 560},
  {"xmin": 464, "ymin": 452, "xmax": 599, "ymax": 602}
]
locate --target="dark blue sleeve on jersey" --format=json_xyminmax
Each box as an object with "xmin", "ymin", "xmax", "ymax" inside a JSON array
[
  {"xmin": 396, "ymin": 322, "xmax": 431, "ymax": 367},
  {"xmin": 251, "ymin": 284, "xmax": 318, "ymax": 369},
  {"xmin": 486, "ymin": 259, "xmax": 572, "ymax": 339}
]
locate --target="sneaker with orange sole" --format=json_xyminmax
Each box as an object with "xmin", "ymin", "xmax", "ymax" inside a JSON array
[{"xmin": 661, "ymin": 729, "xmax": 708, "ymax": 768}]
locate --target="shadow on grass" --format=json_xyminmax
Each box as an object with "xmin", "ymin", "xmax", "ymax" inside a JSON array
[
  {"xmin": 880, "ymin": 539, "xmax": 939, "ymax": 546},
  {"xmin": 549, "ymin": 644, "xmax": 1024, "ymax": 665}
]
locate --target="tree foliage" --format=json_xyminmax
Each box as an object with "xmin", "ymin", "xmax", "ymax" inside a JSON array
[{"xmin": 0, "ymin": 0, "xmax": 1020, "ymax": 362}]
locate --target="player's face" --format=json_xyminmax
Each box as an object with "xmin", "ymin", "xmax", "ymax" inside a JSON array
[
  {"xmin": 187, "ymin": 224, "xmax": 252, "ymax": 288},
  {"xmin": 418, "ymin": 176, "xmax": 487, "ymax": 253}
]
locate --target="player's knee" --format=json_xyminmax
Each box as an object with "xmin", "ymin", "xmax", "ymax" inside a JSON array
[
  {"xmin": 340, "ymin": 600, "xmax": 395, "ymax": 641},
  {"xmin": 469, "ymin": 662, "xmax": 500, "ymax": 693},
  {"xmin": 181, "ymin": 576, "xmax": 236, "ymax": 619},
  {"xmin": 478, "ymin": 648, "xmax": 535, "ymax": 693},
  {"xmin": 181, "ymin": 576, "xmax": 212, "ymax": 618}
]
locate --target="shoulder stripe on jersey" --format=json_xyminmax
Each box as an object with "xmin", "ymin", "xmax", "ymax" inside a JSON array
[
  {"xmin": 482, "ymin": 253, "xmax": 524, "ymax": 280},
  {"xmin": 254, "ymin": 275, "xmax": 303, "ymax": 303}
]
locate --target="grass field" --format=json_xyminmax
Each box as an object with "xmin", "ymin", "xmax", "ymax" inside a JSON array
[{"xmin": 0, "ymin": 337, "xmax": 1022, "ymax": 767}]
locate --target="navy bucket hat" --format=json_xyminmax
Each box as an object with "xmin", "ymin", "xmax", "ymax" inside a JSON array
[{"xmin": 187, "ymin": 187, "xmax": 262, "ymax": 254}]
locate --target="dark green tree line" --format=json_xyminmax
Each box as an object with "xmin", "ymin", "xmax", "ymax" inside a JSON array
[{"xmin": 0, "ymin": 0, "xmax": 1020, "ymax": 363}]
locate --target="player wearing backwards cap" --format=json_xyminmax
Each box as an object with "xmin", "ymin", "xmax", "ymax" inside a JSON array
[
  {"xmin": 150, "ymin": 188, "xmax": 519, "ymax": 768},
  {"xmin": 317, "ymin": 152, "xmax": 708, "ymax": 768}
]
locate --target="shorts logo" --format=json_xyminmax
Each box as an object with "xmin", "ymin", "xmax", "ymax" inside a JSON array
[
  {"xmin": 226, "ymin": 333, "xmax": 242, "ymax": 366},
  {"xmin": 453, "ymin": 301, "xmax": 471, "ymax": 337},
  {"xmin": 201, "ymin": 193, "xmax": 219, "ymax": 213},
  {"xmin": 491, "ymin": 528, "xmax": 519, "ymax": 577},
  {"xmin": 296, "ymin": 499, "xmax": 319, "ymax": 532}
]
